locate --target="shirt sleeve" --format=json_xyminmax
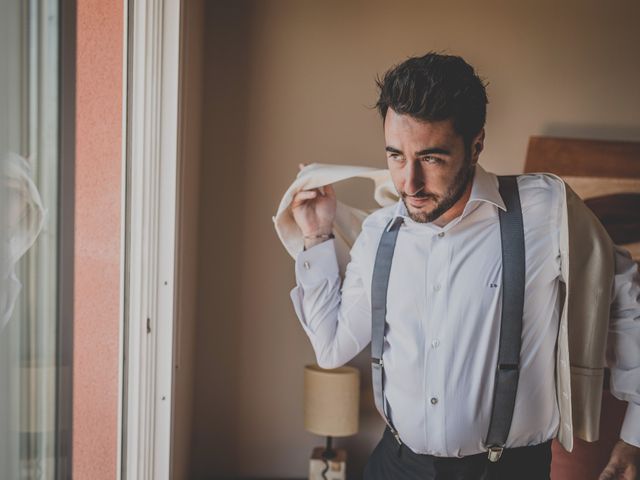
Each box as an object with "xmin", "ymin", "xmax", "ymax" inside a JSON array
[
  {"xmin": 607, "ymin": 245, "xmax": 640, "ymax": 447},
  {"xmin": 289, "ymin": 236, "xmax": 372, "ymax": 369}
]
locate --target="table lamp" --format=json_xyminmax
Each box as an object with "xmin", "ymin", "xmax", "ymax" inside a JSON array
[{"xmin": 304, "ymin": 364, "xmax": 360, "ymax": 480}]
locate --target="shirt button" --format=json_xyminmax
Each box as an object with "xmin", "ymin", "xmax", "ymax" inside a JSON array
[
  {"xmin": 433, "ymin": 284, "xmax": 441, "ymax": 292},
  {"xmin": 430, "ymin": 397, "xmax": 439, "ymax": 405},
  {"xmin": 431, "ymin": 339, "xmax": 440, "ymax": 348},
  {"xmin": 437, "ymin": 232, "xmax": 445, "ymax": 238},
  {"xmin": 303, "ymin": 261, "xmax": 311, "ymax": 270}
]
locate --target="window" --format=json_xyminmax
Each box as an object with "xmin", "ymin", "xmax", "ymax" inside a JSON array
[{"xmin": 0, "ymin": 0, "xmax": 70, "ymax": 478}]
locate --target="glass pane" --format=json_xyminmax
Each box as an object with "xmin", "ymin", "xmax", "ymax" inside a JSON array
[{"xmin": 0, "ymin": 0, "xmax": 61, "ymax": 479}]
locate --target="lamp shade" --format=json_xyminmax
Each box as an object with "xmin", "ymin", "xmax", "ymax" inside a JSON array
[{"xmin": 304, "ymin": 364, "xmax": 360, "ymax": 437}]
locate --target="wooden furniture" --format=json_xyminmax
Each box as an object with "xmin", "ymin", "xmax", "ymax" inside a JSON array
[
  {"xmin": 525, "ymin": 136, "xmax": 640, "ymax": 261},
  {"xmin": 524, "ymin": 136, "xmax": 640, "ymax": 479}
]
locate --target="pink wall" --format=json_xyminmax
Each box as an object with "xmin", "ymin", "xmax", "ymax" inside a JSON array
[{"xmin": 73, "ymin": 0, "xmax": 124, "ymax": 478}]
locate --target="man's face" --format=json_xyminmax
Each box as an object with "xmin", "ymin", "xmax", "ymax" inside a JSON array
[{"xmin": 384, "ymin": 109, "xmax": 483, "ymax": 224}]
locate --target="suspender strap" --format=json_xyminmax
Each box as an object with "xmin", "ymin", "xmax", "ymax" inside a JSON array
[
  {"xmin": 485, "ymin": 175, "xmax": 525, "ymax": 461},
  {"xmin": 371, "ymin": 216, "xmax": 403, "ymax": 443}
]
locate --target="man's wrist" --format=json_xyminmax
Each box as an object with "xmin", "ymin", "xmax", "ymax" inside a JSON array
[{"xmin": 303, "ymin": 232, "xmax": 334, "ymax": 250}]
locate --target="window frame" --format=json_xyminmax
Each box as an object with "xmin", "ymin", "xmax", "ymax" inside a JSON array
[
  {"xmin": 121, "ymin": 0, "xmax": 182, "ymax": 478},
  {"xmin": 56, "ymin": 0, "xmax": 76, "ymax": 478}
]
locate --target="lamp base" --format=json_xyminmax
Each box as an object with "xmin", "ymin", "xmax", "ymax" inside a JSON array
[{"xmin": 309, "ymin": 447, "xmax": 346, "ymax": 480}]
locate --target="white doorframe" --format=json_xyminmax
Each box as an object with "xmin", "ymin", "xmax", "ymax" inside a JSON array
[{"xmin": 122, "ymin": 0, "xmax": 182, "ymax": 478}]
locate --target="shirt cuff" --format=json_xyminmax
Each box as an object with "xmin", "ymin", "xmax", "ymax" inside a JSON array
[
  {"xmin": 620, "ymin": 402, "xmax": 640, "ymax": 448},
  {"xmin": 295, "ymin": 239, "xmax": 339, "ymax": 288}
]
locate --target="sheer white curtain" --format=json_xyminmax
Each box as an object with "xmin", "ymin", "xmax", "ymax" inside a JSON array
[{"xmin": 1, "ymin": 1, "xmax": 60, "ymax": 478}]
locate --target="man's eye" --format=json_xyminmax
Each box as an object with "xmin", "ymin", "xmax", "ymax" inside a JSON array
[
  {"xmin": 422, "ymin": 156, "xmax": 442, "ymax": 164},
  {"xmin": 388, "ymin": 154, "xmax": 403, "ymax": 161}
]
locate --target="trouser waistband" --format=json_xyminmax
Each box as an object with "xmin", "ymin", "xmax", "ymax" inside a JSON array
[
  {"xmin": 382, "ymin": 426, "xmax": 552, "ymax": 462},
  {"xmin": 365, "ymin": 427, "xmax": 552, "ymax": 480}
]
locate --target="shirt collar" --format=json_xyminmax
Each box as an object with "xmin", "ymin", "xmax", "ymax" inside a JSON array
[
  {"xmin": 467, "ymin": 163, "xmax": 507, "ymax": 212},
  {"xmin": 388, "ymin": 163, "xmax": 506, "ymax": 230}
]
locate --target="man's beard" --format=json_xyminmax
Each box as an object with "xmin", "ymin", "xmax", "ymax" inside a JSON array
[{"xmin": 401, "ymin": 160, "xmax": 475, "ymax": 224}]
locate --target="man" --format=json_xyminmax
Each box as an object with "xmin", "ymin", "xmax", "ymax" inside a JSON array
[{"xmin": 288, "ymin": 53, "xmax": 640, "ymax": 479}]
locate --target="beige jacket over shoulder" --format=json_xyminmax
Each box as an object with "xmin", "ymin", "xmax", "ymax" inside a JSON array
[{"xmin": 273, "ymin": 163, "xmax": 616, "ymax": 452}]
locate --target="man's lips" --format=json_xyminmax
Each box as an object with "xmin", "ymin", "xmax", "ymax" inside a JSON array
[{"xmin": 405, "ymin": 195, "xmax": 435, "ymax": 207}]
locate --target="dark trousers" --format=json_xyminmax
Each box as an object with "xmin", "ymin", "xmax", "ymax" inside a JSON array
[{"xmin": 363, "ymin": 428, "xmax": 552, "ymax": 480}]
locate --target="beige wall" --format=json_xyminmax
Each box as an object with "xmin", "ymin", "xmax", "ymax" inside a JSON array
[
  {"xmin": 172, "ymin": 0, "xmax": 204, "ymax": 478},
  {"xmin": 190, "ymin": 1, "xmax": 253, "ymax": 478},
  {"xmin": 191, "ymin": 0, "xmax": 640, "ymax": 478}
]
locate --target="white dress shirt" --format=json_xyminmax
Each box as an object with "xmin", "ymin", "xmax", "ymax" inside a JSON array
[{"xmin": 289, "ymin": 164, "xmax": 640, "ymax": 457}]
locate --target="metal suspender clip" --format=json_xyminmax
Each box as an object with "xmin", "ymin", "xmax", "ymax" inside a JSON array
[
  {"xmin": 391, "ymin": 428, "xmax": 402, "ymax": 445},
  {"xmin": 372, "ymin": 357, "xmax": 383, "ymax": 368},
  {"xmin": 487, "ymin": 446, "xmax": 504, "ymax": 462}
]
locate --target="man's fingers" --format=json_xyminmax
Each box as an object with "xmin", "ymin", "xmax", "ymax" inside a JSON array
[
  {"xmin": 624, "ymin": 464, "xmax": 637, "ymax": 480},
  {"xmin": 324, "ymin": 184, "xmax": 336, "ymax": 198},
  {"xmin": 598, "ymin": 463, "xmax": 635, "ymax": 480},
  {"xmin": 292, "ymin": 190, "xmax": 318, "ymax": 208},
  {"xmin": 598, "ymin": 462, "xmax": 620, "ymax": 480},
  {"xmin": 298, "ymin": 163, "xmax": 307, "ymax": 171},
  {"xmin": 294, "ymin": 190, "xmax": 317, "ymax": 202},
  {"xmin": 293, "ymin": 186, "xmax": 329, "ymax": 203},
  {"xmin": 310, "ymin": 185, "xmax": 334, "ymax": 197},
  {"xmin": 598, "ymin": 467, "xmax": 615, "ymax": 480}
]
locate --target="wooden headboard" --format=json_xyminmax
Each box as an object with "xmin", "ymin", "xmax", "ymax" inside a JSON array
[{"xmin": 524, "ymin": 136, "xmax": 640, "ymax": 261}]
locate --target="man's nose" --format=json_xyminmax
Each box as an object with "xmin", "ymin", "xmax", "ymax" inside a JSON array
[{"xmin": 405, "ymin": 160, "xmax": 424, "ymax": 195}]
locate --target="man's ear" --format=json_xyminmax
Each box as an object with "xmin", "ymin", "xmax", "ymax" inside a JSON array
[{"xmin": 471, "ymin": 129, "xmax": 485, "ymax": 162}]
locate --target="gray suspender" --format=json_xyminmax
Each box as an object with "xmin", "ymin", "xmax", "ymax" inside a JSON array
[
  {"xmin": 370, "ymin": 216, "xmax": 404, "ymax": 444},
  {"xmin": 370, "ymin": 175, "xmax": 525, "ymax": 462},
  {"xmin": 486, "ymin": 175, "xmax": 526, "ymax": 460}
]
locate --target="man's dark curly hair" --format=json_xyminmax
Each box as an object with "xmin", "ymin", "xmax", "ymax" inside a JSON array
[{"xmin": 375, "ymin": 52, "xmax": 488, "ymax": 149}]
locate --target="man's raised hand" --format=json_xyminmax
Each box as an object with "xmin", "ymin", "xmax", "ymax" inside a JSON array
[{"xmin": 291, "ymin": 163, "xmax": 337, "ymax": 249}]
